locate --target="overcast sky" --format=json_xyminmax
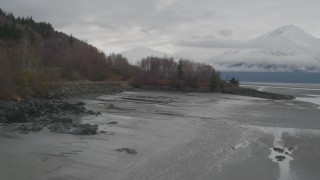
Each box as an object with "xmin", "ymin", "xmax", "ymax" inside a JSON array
[{"xmin": 2, "ymin": 0, "xmax": 320, "ymax": 56}]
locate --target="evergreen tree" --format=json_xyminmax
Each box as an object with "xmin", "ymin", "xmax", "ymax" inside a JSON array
[
  {"xmin": 210, "ymin": 72, "xmax": 221, "ymax": 92},
  {"xmin": 0, "ymin": 8, "xmax": 5, "ymax": 16},
  {"xmin": 0, "ymin": 22, "xmax": 21, "ymax": 40},
  {"xmin": 69, "ymin": 34, "xmax": 74, "ymax": 46},
  {"xmin": 177, "ymin": 59, "xmax": 184, "ymax": 80}
]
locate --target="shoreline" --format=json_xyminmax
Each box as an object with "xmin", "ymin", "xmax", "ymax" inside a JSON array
[
  {"xmin": 0, "ymin": 83, "xmax": 301, "ymax": 136},
  {"xmin": 1, "ymin": 90, "xmax": 320, "ymax": 179},
  {"xmin": 221, "ymin": 87, "xmax": 295, "ymax": 100},
  {"xmin": 1, "ymin": 84, "xmax": 314, "ymax": 137}
]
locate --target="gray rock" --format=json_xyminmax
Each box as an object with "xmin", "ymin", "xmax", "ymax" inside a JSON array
[
  {"xmin": 0, "ymin": 117, "xmax": 5, "ymax": 123},
  {"xmin": 107, "ymin": 121, "xmax": 118, "ymax": 125},
  {"xmin": 273, "ymin": 147, "xmax": 285, "ymax": 153},
  {"xmin": 275, "ymin": 156, "xmax": 286, "ymax": 161},
  {"xmin": 0, "ymin": 112, "xmax": 5, "ymax": 123},
  {"xmin": 86, "ymin": 110, "xmax": 96, "ymax": 115},
  {"xmin": 47, "ymin": 122, "xmax": 71, "ymax": 133},
  {"xmin": 115, "ymin": 148, "xmax": 137, "ymax": 155},
  {"xmin": 49, "ymin": 117, "xmax": 73, "ymax": 124},
  {"xmin": 107, "ymin": 104, "xmax": 120, "ymax": 110},
  {"xmin": 86, "ymin": 110, "xmax": 100, "ymax": 116},
  {"xmin": 71, "ymin": 124, "xmax": 98, "ymax": 135},
  {"xmin": 6, "ymin": 111, "xmax": 27, "ymax": 123},
  {"xmin": 15, "ymin": 123, "xmax": 43, "ymax": 133},
  {"xmin": 0, "ymin": 91, "xmax": 102, "ymax": 135}
]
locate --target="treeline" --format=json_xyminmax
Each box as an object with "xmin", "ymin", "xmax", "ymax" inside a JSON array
[
  {"xmin": 0, "ymin": 21, "xmax": 21, "ymax": 40},
  {"xmin": 132, "ymin": 57, "xmax": 222, "ymax": 91},
  {"xmin": 0, "ymin": 9, "xmax": 53, "ymax": 39}
]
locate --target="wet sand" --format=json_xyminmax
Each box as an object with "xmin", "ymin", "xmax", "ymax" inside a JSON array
[{"xmin": 1, "ymin": 90, "xmax": 320, "ymax": 180}]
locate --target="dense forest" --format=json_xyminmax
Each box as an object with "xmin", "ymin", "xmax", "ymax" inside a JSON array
[{"xmin": 0, "ymin": 9, "xmax": 234, "ymax": 100}]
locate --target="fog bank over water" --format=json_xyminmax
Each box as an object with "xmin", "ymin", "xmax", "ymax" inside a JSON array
[{"xmin": 222, "ymin": 72, "xmax": 320, "ymax": 83}]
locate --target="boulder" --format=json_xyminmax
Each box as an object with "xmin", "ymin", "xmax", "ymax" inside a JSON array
[
  {"xmin": 49, "ymin": 117, "xmax": 73, "ymax": 124},
  {"xmin": 107, "ymin": 121, "xmax": 118, "ymax": 125},
  {"xmin": 71, "ymin": 123, "xmax": 98, "ymax": 135},
  {"xmin": 116, "ymin": 148, "xmax": 137, "ymax": 155},
  {"xmin": 6, "ymin": 111, "xmax": 27, "ymax": 123},
  {"xmin": 75, "ymin": 101, "xmax": 85, "ymax": 106},
  {"xmin": 15, "ymin": 123, "xmax": 43, "ymax": 134},
  {"xmin": 0, "ymin": 116, "xmax": 5, "ymax": 123},
  {"xmin": 107, "ymin": 104, "xmax": 120, "ymax": 110},
  {"xmin": 47, "ymin": 122, "xmax": 72, "ymax": 133},
  {"xmin": 86, "ymin": 110, "xmax": 100, "ymax": 116},
  {"xmin": 275, "ymin": 155, "xmax": 286, "ymax": 161},
  {"xmin": 0, "ymin": 110, "xmax": 6, "ymax": 123},
  {"xmin": 273, "ymin": 147, "xmax": 285, "ymax": 153}
]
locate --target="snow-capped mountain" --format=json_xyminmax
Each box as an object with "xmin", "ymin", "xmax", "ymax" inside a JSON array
[
  {"xmin": 209, "ymin": 25, "xmax": 320, "ymax": 72},
  {"xmin": 121, "ymin": 47, "xmax": 169, "ymax": 64},
  {"xmin": 251, "ymin": 25, "xmax": 320, "ymax": 53}
]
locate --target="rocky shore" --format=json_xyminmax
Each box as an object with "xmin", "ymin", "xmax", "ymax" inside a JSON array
[
  {"xmin": 0, "ymin": 98, "xmax": 100, "ymax": 135},
  {"xmin": 0, "ymin": 82, "xmax": 295, "ymax": 135},
  {"xmin": 51, "ymin": 81, "xmax": 130, "ymax": 98},
  {"xmin": 0, "ymin": 82, "xmax": 133, "ymax": 135},
  {"xmin": 221, "ymin": 87, "xmax": 295, "ymax": 100}
]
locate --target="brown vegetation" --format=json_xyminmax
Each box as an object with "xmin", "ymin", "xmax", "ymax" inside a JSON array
[
  {"xmin": 0, "ymin": 9, "xmax": 138, "ymax": 99},
  {"xmin": 132, "ymin": 57, "xmax": 223, "ymax": 91},
  {"xmin": 0, "ymin": 9, "xmax": 225, "ymax": 100}
]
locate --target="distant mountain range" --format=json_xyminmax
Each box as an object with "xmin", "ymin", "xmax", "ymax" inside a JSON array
[
  {"xmin": 209, "ymin": 25, "xmax": 320, "ymax": 72},
  {"xmin": 122, "ymin": 25, "xmax": 320, "ymax": 73}
]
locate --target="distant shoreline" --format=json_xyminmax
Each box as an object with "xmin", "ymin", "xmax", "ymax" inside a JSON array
[
  {"xmin": 221, "ymin": 72, "xmax": 320, "ymax": 84},
  {"xmin": 241, "ymin": 82, "xmax": 320, "ymax": 91}
]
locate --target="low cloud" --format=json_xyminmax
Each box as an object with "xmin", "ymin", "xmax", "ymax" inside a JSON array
[
  {"xmin": 210, "ymin": 52, "xmax": 320, "ymax": 72},
  {"xmin": 178, "ymin": 39, "xmax": 256, "ymax": 49},
  {"xmin": 218, "ymin": 29, "xmax": 233, "ymax": 37},
  {"xmin": 2, "ymin": 0, "xmax": 320, "ymax": 58}
]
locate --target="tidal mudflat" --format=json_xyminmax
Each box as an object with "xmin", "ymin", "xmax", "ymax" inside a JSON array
[{"xmin": 1, "ymin": 90, "xmax": 320, "ymax": 180}]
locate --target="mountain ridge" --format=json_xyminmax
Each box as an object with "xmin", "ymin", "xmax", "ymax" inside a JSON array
[{"xmin": 209, "ymin": 24, "xmax": 320, "ymax": 72}]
